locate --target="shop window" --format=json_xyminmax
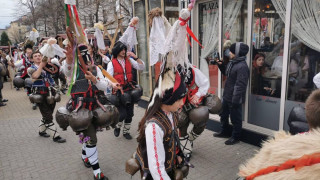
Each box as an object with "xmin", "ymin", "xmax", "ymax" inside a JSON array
[
  {"xmin": 282, "ymin": 0, "xmax": 320, "ymax": 130},
  {"xmin": 248, "ymin": 0, "xmax": 287, "ymax": 130},
  {"xmin": 149, "ymin": 0, "xmax": 161, "ymax": 10},
  {"xmin": 164, "ymin": 0, "xmax": 179, "ymax": 25},
  {"xmin": 198, "ymin": 1, "xmax": 219, "ymax": 95},
  {"xmin": 134, "ymin": 0, "xmax": 150, "ymax": 97}
]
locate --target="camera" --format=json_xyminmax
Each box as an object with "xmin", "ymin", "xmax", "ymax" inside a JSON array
[
  {"xmin": 213, "ymin": 52, "xmax": 221, "ymax": 62},
  {"xmin": 208, "ymin": 52, "xmax": 222, "ymax": 65}
]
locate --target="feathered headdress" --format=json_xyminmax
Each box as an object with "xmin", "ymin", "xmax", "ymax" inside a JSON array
[
  {"xmin": 119, "ymin": 17, "xmax": 139, "ymax": 52},
  {"xmin": 148, "ymin": 63, "xmax": 187, "ymax": 109}
]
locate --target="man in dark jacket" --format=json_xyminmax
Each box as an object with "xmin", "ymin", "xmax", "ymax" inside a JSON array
[{"xmin": 213, "ymin": 42, "xmax": 250, "ymax": 145}]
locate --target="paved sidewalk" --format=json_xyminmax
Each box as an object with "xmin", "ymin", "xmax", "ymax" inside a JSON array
[{"xmin": 0, "ymin": 82, "xmax": 259, "ymax": 180}]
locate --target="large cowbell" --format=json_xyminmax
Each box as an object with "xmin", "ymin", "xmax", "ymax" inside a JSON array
[
  {"xmin": 130, "ymin": 85, "xmax": 143, "ymax": 103},
  {"xmin": 203, "ymin": 94, "xmax": 222, "ymax": 114},
  {"xmin": 55, "ymin": 106, "xmax": 70, "ymax": 131},
  {"xmin": 69, "ymin": 108, "xmax": 93, "ymax": 132},
  {"xmin": 13, "ymin": 76, "xmax": 25, "ymax": 88},
  {"xmin": 93, "ymin": 105, "xmax": 119, "ymax": 127}
]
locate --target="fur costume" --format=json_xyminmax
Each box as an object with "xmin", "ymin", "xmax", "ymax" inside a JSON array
[{"xmin": 238, "ymin": 129, "xmax": 320, "ymax": 180}]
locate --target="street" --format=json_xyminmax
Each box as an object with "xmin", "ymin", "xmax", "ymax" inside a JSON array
[{"xmin": 0, "ymin": 82, "xmax": 258, "ymax": 180}]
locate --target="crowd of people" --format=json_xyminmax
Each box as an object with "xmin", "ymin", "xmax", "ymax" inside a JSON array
[{"xmin": 1, "ymin": 0, "xmax": 320, "ymax": 179}]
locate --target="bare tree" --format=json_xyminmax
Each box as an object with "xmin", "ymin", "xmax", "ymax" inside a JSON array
[
  {"xmin": 18, "ymin": 0, "xmax": 40, "ymax": 29},
  {"xmin": 15, "ymin": 0, "xmax": 132, "ymax": 37}
]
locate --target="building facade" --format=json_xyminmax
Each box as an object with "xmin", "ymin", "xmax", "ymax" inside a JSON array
[{"xmin": 133, "ymin": 0, "xmax": 320, "ymax": 136}]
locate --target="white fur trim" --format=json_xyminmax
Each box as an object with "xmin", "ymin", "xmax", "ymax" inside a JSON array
[{"xmin": 239, "ymin": 129, "xmax": 320, "ymax": 179}]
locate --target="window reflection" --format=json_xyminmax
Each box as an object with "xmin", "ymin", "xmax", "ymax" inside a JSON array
[
  {"xmin": 251, "ymin": 0, "xmax": 285, "ymax": 98},
  {"xmin": 284, "ymin": 0, "xmax": 320, "ymax": 130},
  {"xmin": 149, "ymin": 0, "xmax": 161, "ymax": 10},
  {"xmin": 248, "ymin": 0, "xmax": 286, "ymax": 131},
  {"xmin": 199, "ymin": 1, "xmax": 219, "ymax": 95},
  {"xmin": 287, "ymin": 38, "xmax": 320, "ymax": 102},
  {"xmin": 164, "ymin": 0, "xmax": 179, "ymax": 25}
]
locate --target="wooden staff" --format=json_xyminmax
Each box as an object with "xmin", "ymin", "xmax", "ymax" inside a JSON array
[
  {"xmin": 97, "ymin": 65, "xmax": 123, "ymax": 94},
  {"xmin": 97, "ymin": 65, "xmax": 118, "ymax": 83}
]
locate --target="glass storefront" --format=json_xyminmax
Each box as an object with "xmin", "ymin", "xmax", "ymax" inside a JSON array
[
  {"xmin": 283, "ymin": 0, "xmax": 320, "ymax": 130},
  {"xmin": 133, "ymin": 0, "xmax": 320, "ymax": 134},
  {"xmin": 248, "ymin": 0, "xmax": 286, "ymax": 130}
]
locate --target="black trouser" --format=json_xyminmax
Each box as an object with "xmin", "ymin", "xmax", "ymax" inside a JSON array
[
  {"xmin": 53, "ymin": 73, "xmax": 66, "ymax": 88},
  {"xmin": 38, "ymin": 98, "xmax": 56, "ymax": 124},
  {"xmin": 117, "ymin": 103, "xmax": 134, "ymax": 123},
  {"xmin": 179, "ymin": 107, "xmax": 207, "ymax": 137},
  {"xmin": 219, "ymin": 100, "xmax": 243, "ymax": 139},
  {"xmin": 83, "ymin": 123, "xmax": 97, "ymax": 145}
]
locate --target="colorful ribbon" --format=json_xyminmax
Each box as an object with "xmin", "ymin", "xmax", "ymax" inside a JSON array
[{"xmin": 246, "ymin": 152, "xmax": 320, "ymax": 180}]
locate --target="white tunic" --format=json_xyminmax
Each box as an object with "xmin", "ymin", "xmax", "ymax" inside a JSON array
[
  {"xmin": 192, "ymin": 67, "xmax": 210, "ymax": 97},
  {"xmin": 145, "ymin": 112, "xmax": 174, "ymax": 180},
  {"xmin": 106, "ymin": 58, "xmax": 145, "ymax": 77}
]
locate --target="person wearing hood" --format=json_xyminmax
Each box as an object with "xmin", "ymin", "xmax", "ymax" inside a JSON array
[{"xmin": 213, "ymin": 42, "xmax": 250, "ymax": 145}]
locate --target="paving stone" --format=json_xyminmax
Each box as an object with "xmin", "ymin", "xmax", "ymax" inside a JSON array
[{"xmin": 0, "ymin": 82, "xmax": 259, "ymax": 180}]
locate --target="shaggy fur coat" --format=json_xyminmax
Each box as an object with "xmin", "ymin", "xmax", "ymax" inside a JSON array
[{"xmin": 238, "ymin": 129, "xmax": 320, "ymax": 180}]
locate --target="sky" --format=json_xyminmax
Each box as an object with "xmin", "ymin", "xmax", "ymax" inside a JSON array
[{"xmin": 0, "ymin": 0, "xmax": 20, "ymax": 29}]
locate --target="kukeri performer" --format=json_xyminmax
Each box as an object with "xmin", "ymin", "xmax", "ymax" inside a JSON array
[
  {"xmin": 10, "ymin": 42, "xmax": 33, "ymax": 90},
  {"xmin": 147, "ymin": 1, "xmax": 221, "ymax": 161},
  {"xmin": 56, "ymin": 0, "xmax": 120, "ymax": 179},
  {"xmin": 107, "ymin": 22, "xmax": 145, "ymax": 140},
  {"xmin": 57, "ymin": 35, "xmax": 120, "ymax": 180},
  {"xmin": 12, "ymin": 42, "xmax": 39, "ymax": 110},
  {"xmin": 179, "ymin": 65, "xmax": 221, "ymax": 160},
  {"xmin": 27, "ymin": 51, "xmax": 66, "ymax": 143},
  {"xmin": 126, "ymin": 64, "xmax": 191, "ymax": 180}
]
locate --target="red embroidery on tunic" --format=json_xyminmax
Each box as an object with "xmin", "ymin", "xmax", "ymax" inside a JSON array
[{"xmin": 152, "ymin": 124, "xmax": 164, "ymax": 180}]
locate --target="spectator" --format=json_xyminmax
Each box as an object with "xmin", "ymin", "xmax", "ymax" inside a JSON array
[
  {"xmin": 261, "ymin": 37, "xmax": 274, "ymax": 52},
  {"xmin": 251, "ymin": 53, "xmax": 274, "ymax": 96},
  {"xmin": 213, "ymin": 42, "xmax": 250, "ymax": 145}
]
